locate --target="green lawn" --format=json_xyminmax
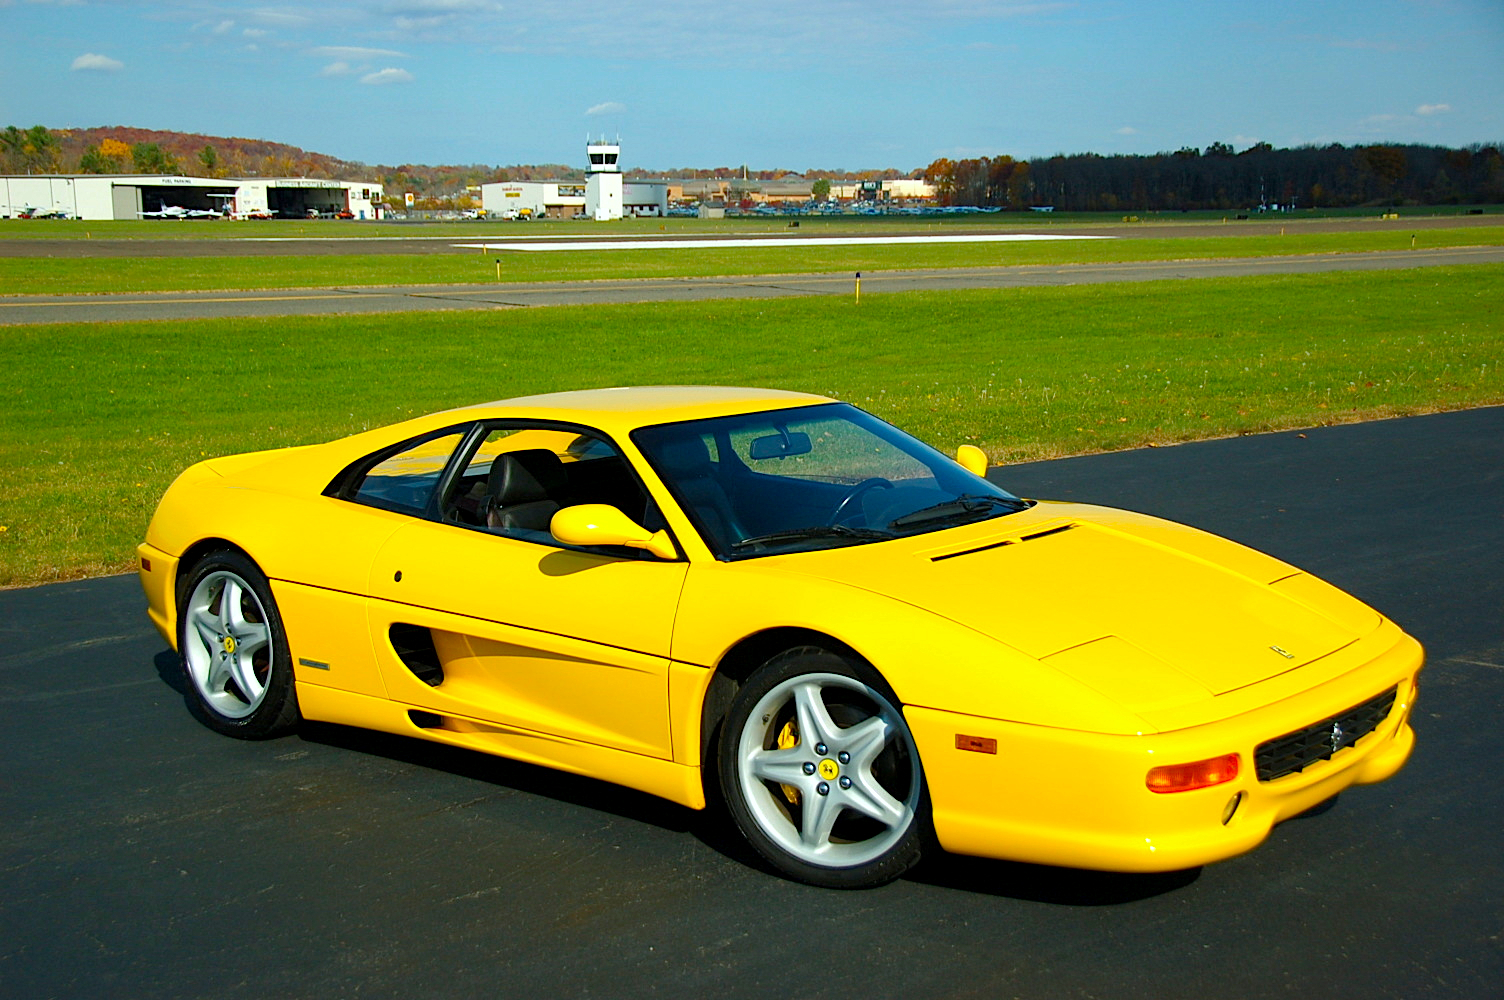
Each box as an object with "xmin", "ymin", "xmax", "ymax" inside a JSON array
[
  {"xmin": 2, "ymin": 263, "xmax": 1499, "ymax": 586},
  {"xmin": 2, "ymin": 225, "xmax": 1501, "ymax": 295}
]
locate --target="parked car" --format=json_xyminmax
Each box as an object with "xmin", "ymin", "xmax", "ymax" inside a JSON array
[{"xmin": 138, "ymin": 387, "xmax": 1421, "ymax": 887}]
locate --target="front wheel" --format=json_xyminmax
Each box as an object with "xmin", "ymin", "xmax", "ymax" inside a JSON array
[
  {"xmin": 718, "ymin": 647, "xmax": 927, "ymax": 888},
  {"xmin": 178, "ymin": 549, "xmax": 300, "ymax": 739}
]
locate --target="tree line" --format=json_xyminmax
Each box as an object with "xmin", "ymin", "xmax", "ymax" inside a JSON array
[{"xmin": 925, "ymin": 142, "xmax": 1504, "ymax": 211}]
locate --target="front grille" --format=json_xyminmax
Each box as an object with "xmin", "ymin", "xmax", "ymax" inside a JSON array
[{"xmin": 1255, "ymin": 686, "xmax": 1398, "ymax": 782}]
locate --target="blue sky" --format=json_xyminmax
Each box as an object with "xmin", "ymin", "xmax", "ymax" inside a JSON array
[{"xmin": 3, "ymin": 0, "xmax": 1501, "ymax": 172}]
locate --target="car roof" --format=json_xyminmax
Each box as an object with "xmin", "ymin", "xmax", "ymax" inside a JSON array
[
  {"xmin": 205, "ymin": 387, "xmax": 841, "ymax": 497},
  {"xmin": 446, "ymin": 385, "xmax": 835, "ymax": 435}
]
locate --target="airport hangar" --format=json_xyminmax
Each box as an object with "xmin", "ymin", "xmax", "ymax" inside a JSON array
[{"xmin": 0, "ymin": 174, "xmax": 384, "ymax": 220}]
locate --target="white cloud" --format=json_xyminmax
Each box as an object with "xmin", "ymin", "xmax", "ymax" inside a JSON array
[
  {"xmin": 71, "ymin": 53, "xmax": 124, "ymax": 72},
  {"xmin": 361, "ymin": 67, "xmax": 414, "ymax": 84},
  {"xmin": 321, "ymin": 61, "xmax": 356, "ymax": 76},
  {"xmin": 385, "ymin": 0, "xmax": 505, "ymax": 31},
  {"xmin": 1329, "ymin": 36, "xmax": 1402, "ymax": 52},
  {"xmin": 310, "ymin": 45, "xmax": 409, "ymax": 59},
  {"xmin": 359, "ymin": 0, "xmax": 1071, "ymax": 63},
  {"xmin": 587, "ymin": 101, "xmax": 627, "ymax": 117},
  {"xmin": 1416, "ymin": 103, "xmax": 1451, "ymax": 116},
  {"xmin": 1115, "ymin": 126, "xmax": 1137, "ymax": 135},
  {"xmin": 248, "ymin": 8, "xmax": 313, "ymax": 27}
]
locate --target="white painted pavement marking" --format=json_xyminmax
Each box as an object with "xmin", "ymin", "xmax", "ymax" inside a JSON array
[{"xmin": 452, "ymin": 233, "xmax": 1114, "ymax": 252}]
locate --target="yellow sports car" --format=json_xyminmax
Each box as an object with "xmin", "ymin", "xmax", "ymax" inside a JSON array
[{"xmin": 138, "ymin": 386, "xmax": 1421, "ymax": 888}]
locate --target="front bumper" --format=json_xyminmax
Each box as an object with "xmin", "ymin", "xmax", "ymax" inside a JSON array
[
  {"xmin": 136, "ymin": 542, "xmax": 179, "ymax": 648},
  {"xmin": 906, "ymin": 625, "xmax": 1422, "ymax": 872}
]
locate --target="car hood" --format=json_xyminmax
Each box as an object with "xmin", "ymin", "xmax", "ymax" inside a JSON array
[{"xmin": 773, "ymin": 502, "xmax": 1383, "ymax": 716}]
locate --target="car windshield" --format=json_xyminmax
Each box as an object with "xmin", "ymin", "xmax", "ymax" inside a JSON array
[{"xmin": 632, "ymin": 402, "xmax": 1030, "ymax": 559}]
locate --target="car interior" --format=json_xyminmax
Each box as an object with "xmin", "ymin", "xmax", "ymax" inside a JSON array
[{"xmin": 442, "ymin": 431, "xmax": 663, "ymax": 549}]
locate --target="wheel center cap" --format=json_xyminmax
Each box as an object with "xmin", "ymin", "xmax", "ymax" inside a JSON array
[
  {"xmin": 222, "ymin": 635, "xmax": 237, "ymax": 655},
  {"xmin": 817, "ymin": 758, "xmax": 840, "ymax": 781}
]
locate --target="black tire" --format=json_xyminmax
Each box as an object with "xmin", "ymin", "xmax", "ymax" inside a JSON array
[
  {"xmin": 177, "ymin": 549, "xmax": 300, "ymax": 739},
  {"xmin": 717, "ymin": 646, "xmax": 928, "ymax": 888}
]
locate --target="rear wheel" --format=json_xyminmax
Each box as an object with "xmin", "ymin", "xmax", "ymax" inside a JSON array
[
  {"xmin": 718, "ymin": 647, "xmax": 927, "ymax": 888},
  {"xmin": 178, "ymin": 550, "xmax": 300, "ymax": 739}
]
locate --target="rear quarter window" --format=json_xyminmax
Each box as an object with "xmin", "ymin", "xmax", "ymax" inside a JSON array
[{"xmin": 348, "ymin": 431, "xmax": 465, "ymax": 514}]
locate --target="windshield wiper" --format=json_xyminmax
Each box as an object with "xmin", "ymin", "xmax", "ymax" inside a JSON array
[
  {"xmin": 887, "ymin": 494, "xmax": 1032, "ymax": 530},
  {"xmin": 733, "ymin": 524, "xmax": 895, "ymax": 550}
]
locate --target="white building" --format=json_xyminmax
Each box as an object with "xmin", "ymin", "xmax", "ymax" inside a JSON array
[
  {"xmin": 0, "ymin": 174, "xmax": 384, "ymax": 220},
  {"xmin": 828, "ymin": 178, "xmax": 936, "ymax": 202},
  {"xmin": 480, "ymin": 139, "xmax": 667, "ymax": 221},
  {"xmin": 480, "ymin": 181, "xmax": 587, "ymax": 220}
]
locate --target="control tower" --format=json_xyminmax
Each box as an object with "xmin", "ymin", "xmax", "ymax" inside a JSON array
[{"xmin": 585, "ymin": 137, "xmax": 624, "ymax": 221}]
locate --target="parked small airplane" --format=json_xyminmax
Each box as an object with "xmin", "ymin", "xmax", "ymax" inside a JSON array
[
  {"xmin": 13, "ymin": 205, "xmax": 69, "ymax": 219},
  {"xmin": 138, "ymin": 205, "xmax": 223, "ymax": 220}
]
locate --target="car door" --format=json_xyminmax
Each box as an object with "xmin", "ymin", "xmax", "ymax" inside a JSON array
[{"xmin": 359, "ymin": 422, "xmax": 687, "ymax": 760}]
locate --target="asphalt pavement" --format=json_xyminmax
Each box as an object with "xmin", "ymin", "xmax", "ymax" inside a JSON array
[
  {"xmin": 1, "ymin": 212, "xmax": 1497, "ymax": 259},
  {"xmin": 2, "ymin": 405, "xmax": 1501, "ymax": 999},
  {"xmin": 2, "ymin": 245, "xmax": 1501, "ymax": 324}
]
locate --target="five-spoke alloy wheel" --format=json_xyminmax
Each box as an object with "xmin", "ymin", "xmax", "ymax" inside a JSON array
[
  {"xmin": 719, "ymin": 647, "xmax": 927, "ymax": 888},
  {"xmin": 179, "ymin": 550, "xmax": 300, "ymax": 738}
]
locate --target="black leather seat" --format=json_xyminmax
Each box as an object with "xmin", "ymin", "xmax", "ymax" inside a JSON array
[
  {"xmin": 653, "ymin": 435, "xmax": 746, "ymax": 551},
  {"xmin": 484, "ymin": 449, "xmax": 568, "ymax": 535}
]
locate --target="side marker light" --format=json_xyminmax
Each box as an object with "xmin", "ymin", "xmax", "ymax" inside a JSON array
[
  {"xmin": 955, "ymin": 734, "xmax": 997, "ymax": 754},
  {"xmin": 1146, "ymin": 753, "xmax": 1240, "ymax": 793}
]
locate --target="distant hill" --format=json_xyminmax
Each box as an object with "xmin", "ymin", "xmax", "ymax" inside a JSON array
[
  {"xmin": 38, "ymin": 125, "xmax": 579, "ymax": 199},
  {"xmin": 55, "ymin": 126, "xmax": 363, "ymax": 180}
]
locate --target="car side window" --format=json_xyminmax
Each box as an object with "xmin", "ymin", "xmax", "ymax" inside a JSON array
[
  {"xmin": 349, "ymin": 431, "xmax": 466, "ymax": 514},
  {"xmin": 443, "ymin": 424, "xmax": 662, "ymax": 549}
]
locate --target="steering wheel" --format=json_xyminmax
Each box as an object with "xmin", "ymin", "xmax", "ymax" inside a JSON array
[{"xmin": 828, "ymin": 478, "xmax": 894, "ymax": 526}]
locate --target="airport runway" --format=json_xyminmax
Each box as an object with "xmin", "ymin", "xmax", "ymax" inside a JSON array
[
  {"xmin": 1, "ymin": 212, "xmax": 1497, "ymax": 259},
  {"xmin": 2, "ymin": 406, "xmax": 1501, "ymax": 999},
  {"xmin": 3, "ymin": 245, "xmax": 1501, "ymax": 325}
]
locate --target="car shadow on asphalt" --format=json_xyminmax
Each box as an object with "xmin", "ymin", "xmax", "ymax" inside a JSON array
[
  {"xmin": 154, "ymin": 647, "xmax": 1201, "ymax": 904},
  {"xmin": 153, "ymin": 649, "xmax": 188, "ymax": 694},
  {"xmin": 907, "ymin": 852, "xmax": 1200, "ymax": 904},
  {"xmin": 299, "ymin": 716, "xmax": 1203, "ymax": 904},
  {"xmin": 296, "ymin": 720, "xmax": 707, "ymax": 831}
]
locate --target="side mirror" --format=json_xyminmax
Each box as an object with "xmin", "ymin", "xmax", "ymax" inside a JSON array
[
  {"xmin": 956, "ymin": 444, "xmax": 989, "ymax": 477},
  {"xmin": 550, "ymin": 504, "xmax": 678, "ymax": 560}
]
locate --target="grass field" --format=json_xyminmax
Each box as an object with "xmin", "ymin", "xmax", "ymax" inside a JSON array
[
  {"xmin": 2, "ymin": 225, "xmax": 1502, "ymax": 295},
  {"xmin": 1, "ymin": 263, "xmax": 1498, "ymax": 586}
]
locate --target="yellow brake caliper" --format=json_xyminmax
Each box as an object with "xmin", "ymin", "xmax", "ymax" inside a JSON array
[{"xmin": 777, "ymin": 720, "xmax": 800, "ymax": 805}]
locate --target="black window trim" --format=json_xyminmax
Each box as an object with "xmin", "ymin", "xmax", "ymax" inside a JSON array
[
  {"xmin": 323, "ymin": 422, "xmax": 479, "ymax": 519},
  {"xmin": 327, "ymin": 417, "xmax": 684, "ymax": 561}
]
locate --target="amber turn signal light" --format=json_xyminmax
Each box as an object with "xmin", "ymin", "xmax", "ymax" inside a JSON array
[{"xmin": 1146, "ymin": 753, "xmax": 1240, "ymax": 794}]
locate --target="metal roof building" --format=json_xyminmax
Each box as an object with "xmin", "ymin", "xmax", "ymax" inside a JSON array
[{"xmin": 0, "ymin": 174, "xmax": 384, "ymax": 220}]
